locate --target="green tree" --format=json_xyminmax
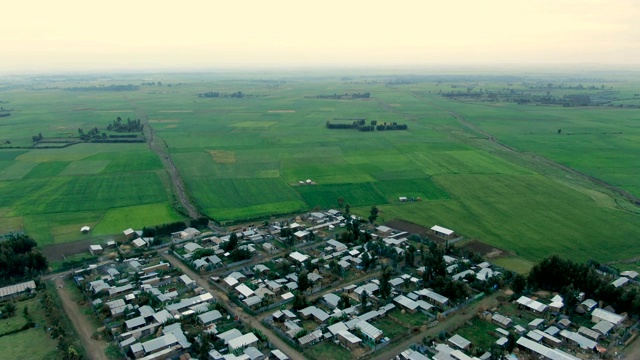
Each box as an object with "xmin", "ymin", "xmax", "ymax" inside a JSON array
[
  {"xmin": 361, "ymin": 251, "xmax": 371, "ymax": 270},
  {"xmin": 3, "ymin": 302, "xmax": 16, "ymax": 317},
  {"xmin": 338, "ymin": 293, "xmax": 351, "ymax": 309},
  {"xmin": 359, "ymin": 291, "xmax": 369, "ymax": 313},
  {"xmin": 379, "ymin": 267, "xmax": 392, "ymax": 300},
  {"xmin": 297, "ymin": 271, "xmax": 310, "ymax": 292},
  {"xmin": 368, "ymin": 205, "xmax": 379, "ymax": 224},
  {"xmin": 65, "ymin": 345, "xmax": 81, "ymax": 360},
  {"xmin": 226, "ymin": 233, "xmax": 238, "ymax": 251},
  {"xmin": 292, "ymin": 292, "xmax": 308, "ymax": 310},
  {"xmin": 506, "ymin": 332, "xmax": 516, "ymax": 352},
  {"xmin": 511, "ymin": 274, "xmax": 526, "ymax": 295}
]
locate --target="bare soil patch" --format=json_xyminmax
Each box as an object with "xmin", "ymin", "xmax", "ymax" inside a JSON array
[
  {"xmin": 460, "ymin": 240, "xmax": 508, "ymax": 258},
  {"xmin": 208, "ymin": 150, "xmax": 236, "ymax": 164},
  {"xmin": 384, "ymin": 219, "xmax": 430, "ymax": 237},
  {"xmin": 42, "ymin": 239, "xmax": 96, "ymax": 262}
]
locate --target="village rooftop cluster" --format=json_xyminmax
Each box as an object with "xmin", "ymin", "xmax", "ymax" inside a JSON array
[{"xmin": 5, "ymin": 207, "xmax": 637, "ymax": 360}]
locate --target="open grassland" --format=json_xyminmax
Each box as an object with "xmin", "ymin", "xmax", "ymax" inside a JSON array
[
  {"xmin": 0, "ymin": 327, "xmax": 58, "ymax": 360},
  {"xmin": 0, "ymin": 295, "xmax": 58, "ymax": 360},
  {"xmin": 1, "ymin": 73, "xmax": 640, "ymax": 269},
  {"xmin": 417, "ymin": 93, "xmax": 640, "ymax": 198}
]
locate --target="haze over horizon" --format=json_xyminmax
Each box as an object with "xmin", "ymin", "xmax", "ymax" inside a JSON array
[{"xmin": 3, "ymin": 0, "xmax": 640, "ymax": 74}]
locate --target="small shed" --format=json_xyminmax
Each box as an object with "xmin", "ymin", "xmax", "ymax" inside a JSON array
[
  {"xmin": 89, "ymin": 244, "xmax": 103, "ymax": 255},
  {"xmin": 430, "ymin": 225, "xmax": 455, "ymax": 239}
]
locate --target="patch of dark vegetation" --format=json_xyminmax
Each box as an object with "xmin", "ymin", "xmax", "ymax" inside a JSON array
[
  {"xmin": 105, "ymin": 116, "xmax": 143, "ymax": 132},
  {"xmin": 306, "ymin": 92, "xmax": 370, "ymax": 99},
  {"xmin": 0, "ymin": 234, "xmax": 48, "ymax": 286},
  {"xmin": 198, "ymin": 91, "xmax": 250, "ymax": 98},
  {"xmin": 326, "ymin": 119, "xmax": 407, "ymax": 131},
  {"xmin": 527, "ymin": 255, "xmax": 640, "ymax": 316},
  {"xmin": 142, "ymin": 220, "xmax": 188, "ymax": 238},
  {"xmin": 65, "ymin": 84, "xmax": 138, "ymax": 91}
]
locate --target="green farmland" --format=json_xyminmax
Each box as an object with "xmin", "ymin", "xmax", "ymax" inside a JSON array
[{"xmin": 1, "ymin": 72, "xmax": 640, "ymax": 268}]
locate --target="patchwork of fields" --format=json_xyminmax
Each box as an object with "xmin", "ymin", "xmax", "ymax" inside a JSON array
[{"xmin": 1, "ymin": 73, "xmax": 639, "ymax": 268}]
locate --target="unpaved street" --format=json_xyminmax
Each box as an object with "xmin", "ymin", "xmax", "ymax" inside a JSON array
[
  {"xmin": 162, "ymin": 253, "xmax": 305, "ymax": 360},
  {"xmin": 54, "ymin": 278, "xmax": 108, "ymax": 360}
]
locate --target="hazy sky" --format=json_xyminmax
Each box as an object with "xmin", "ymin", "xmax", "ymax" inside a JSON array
[{"xmin": 2, "ymin": 0, "xmax": 640, "ymax": 73}]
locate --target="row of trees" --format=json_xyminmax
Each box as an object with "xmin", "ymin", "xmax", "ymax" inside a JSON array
[
  {"xmin": 440, "ymin": 88, "xmax": 593, "ymax": 107},
  {"xmin": 41, "ymin": 289, "xmax": 84, "ymax": 359},
  {"xmin": 198, "ymin": 91, "xmax": 246, "ymax": 98},
  {"xmin": 142, "ymin": 221, "xmax": 186, "ymax": 238},
  {"xmin": 325, "ymin": 120, "xmax": 407, "ymax": 131},
  {"xmin": 311, "ymin": 92, "xmax": 371, "ymax": 99},
  {"xmin": 0, "ymin": 234, "xmax": 48, "ymax": 286},
  {"xmin": 66, "ymin": 84, "xmax": 138, "ymax": 92}
]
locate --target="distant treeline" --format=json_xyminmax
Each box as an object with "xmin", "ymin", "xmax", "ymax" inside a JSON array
[
  {"xmin": 65, "ymin": 84, "xmax": 139, "ymax": 91},
  {"xmin": 326, "ymin": 119, "xmax": 407, "ymax": 131},
  {"xmin": 198, "ymin": 91, "xmax": 247, "ymax": 98},
  {"xmin": 307, "ymin": 92, "xmax": 370, "ymax": 100},
  {"xmin": 440, "ymin": 89, "xmax": 595, "ymax": 107},
  {"xmin": 0, "ymin": 234, "xmax": 48, "ymax": 286}
]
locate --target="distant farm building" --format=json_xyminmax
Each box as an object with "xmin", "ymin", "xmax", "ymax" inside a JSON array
[
  {"xmin": 430, "ymin": 225, "xmax": 455, "ymax": 240},
  {"xmin": 89, "ymin": 244, "xmax": 103, "ymax": 255},
  {"xmin": 123, "ymin": 228, "xmax": 136, "ymax": 239}
]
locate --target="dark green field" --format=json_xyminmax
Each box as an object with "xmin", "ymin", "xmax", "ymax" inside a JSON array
[{"xmin": 1, "ymin": 72, "xmax": 639, "ymax": 269}]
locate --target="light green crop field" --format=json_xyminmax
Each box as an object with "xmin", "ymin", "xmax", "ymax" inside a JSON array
[
  {"xmin": 0, "ymin": 87, "xmax": 184, "ymax": 246},
  {"xmin": 1, "ymin": 72, "xmax": 639, "ymax": 269}
]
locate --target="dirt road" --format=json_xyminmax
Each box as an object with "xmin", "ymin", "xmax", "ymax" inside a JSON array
[
  {"xmin": 53, "ymin": 278, "xmax": 108, "ymax": 360},
  {"xmin": 162, "ymin": 253, "xmax": 305, "ymax": 360},
  {"xmin": 129, "ymin": 101, "xmax": 201, "ymax": 220}
]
